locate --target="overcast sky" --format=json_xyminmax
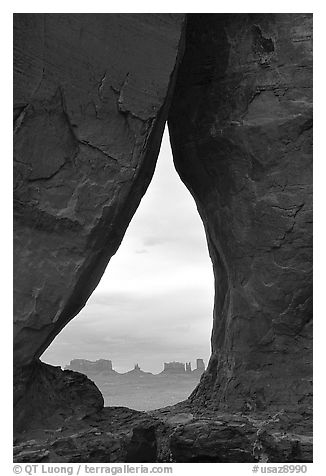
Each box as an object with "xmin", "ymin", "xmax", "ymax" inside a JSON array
[{"xmin": 42, "ymin": 126, "xmax": 214, "ymax": 374}]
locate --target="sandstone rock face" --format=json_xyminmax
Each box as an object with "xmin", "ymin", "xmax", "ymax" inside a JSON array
[
  {"xmin": 169, "ymin": 14, "xmax": 312, "ymax": 415},
  {"xmin": 14, "ymin": 14, "xmax": 185, "ymax": 365}
]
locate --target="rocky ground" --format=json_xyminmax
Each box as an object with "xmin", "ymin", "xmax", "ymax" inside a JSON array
[{"xmin": 14, "ymin": 401, "xmax": 312, "ymax": 463}]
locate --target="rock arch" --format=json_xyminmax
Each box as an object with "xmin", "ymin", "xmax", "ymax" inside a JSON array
[{"xmin": 13, "ymin": 13, "xmax": 312, "ymax": 461}]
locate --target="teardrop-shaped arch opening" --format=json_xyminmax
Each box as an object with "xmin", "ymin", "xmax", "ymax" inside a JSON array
[{"xmin": 42, "ymin": 125, "xmax": 214, "ymax": 411}]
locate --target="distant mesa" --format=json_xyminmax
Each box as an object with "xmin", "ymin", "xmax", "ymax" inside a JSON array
[
  {"xmin": 163, "ymin": 361, "xmax": 185, "ymax": 374},
  {"xmin": 65, "ymin": 358, "xmax": 116, "ymax": 374},
  {"xmin": 162, "ymin": 359, "xmax": 205, "ymax": 375},
  {"xmin": 64, "ymin": 358, "xmax": 205, "ymax": 377}
]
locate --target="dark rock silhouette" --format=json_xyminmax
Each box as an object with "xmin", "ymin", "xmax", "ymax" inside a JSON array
[{"xmin": 13, "ymin": 13, "xmax": 312, "ymax": 462}]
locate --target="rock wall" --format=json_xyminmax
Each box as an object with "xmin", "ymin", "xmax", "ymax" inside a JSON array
[
  {"xmin": 168, "ymin": 14, "xmax": 312, "ymax": 416},
  {"xmin": 13, "ymin": 13, "xmax": 185, "ymax": 430},
  {"xmin": 14, "ymin": 13, "xmax": 185, "ymax": 367}
]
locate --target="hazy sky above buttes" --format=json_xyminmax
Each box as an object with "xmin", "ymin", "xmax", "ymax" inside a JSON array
[{"xmin": 42, "ymin": 127, "xmax": 214, "ymax": 374}]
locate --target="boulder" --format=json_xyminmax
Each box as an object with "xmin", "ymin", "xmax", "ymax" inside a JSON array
[{"xmin": 14, "ymin": 361, "xmax": 104, "ymax": 436}]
